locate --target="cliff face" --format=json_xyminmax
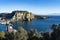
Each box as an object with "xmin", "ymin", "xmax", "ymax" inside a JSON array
[
  {"xmin": 0, "ymin": 11, "xmax": 35, "ymax": 22},
  {"xmin": 11, "ymin": 11, "xmax": 35, "ymax": 21},
  {"xmin": 26, "ymin": 12, "xmax": 35, "ymax": 21},
  {"xmin": 0, "ymin": 11, "xmax": 49, "ymax": 22}
]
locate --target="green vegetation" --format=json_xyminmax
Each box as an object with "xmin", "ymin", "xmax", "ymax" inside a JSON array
[
  {"xmin": 0, "ymin": 32, "xmax": 5, "ymax": 40},
  {"xmin": 28, "ymin": 29, "xmax": 39, "ymax": 40},
  {"xmin": 5, "ymin": 32, "xmax": 14, "ymax": 40},
  {"xmin": 15, "ymin": 27, "xmax": 28, "ymax": 40},
  {"xmin": 0, "ymin": 24, "xmax": 60, "ymax": 40}
]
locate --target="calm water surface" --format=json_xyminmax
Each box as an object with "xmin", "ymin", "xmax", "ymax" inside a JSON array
[{"xmin": 0, "ymin": 16, "xmax": 60, "ymax": 32}]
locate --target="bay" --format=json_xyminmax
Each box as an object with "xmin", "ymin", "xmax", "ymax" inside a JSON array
[{"xmin": 0, "ymin": 16, "xmax": 60, "ymax": 32}]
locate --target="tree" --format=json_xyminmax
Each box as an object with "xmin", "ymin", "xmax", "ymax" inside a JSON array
[
  {"xmin": 51, "ymin": 24, "xmax": 60, "ymax": 40},
  {"xmin": 15, "ymin": 26, "xmax": 28, "ymax": 40},
  {"xmin": 5, "ymin": 32, "xmax": 14, "ymax": 40},
  {"xmin": 0, "ymin": 31, "xmax": 5, "ymax": 40},
  {"xmin": 41, "ymin": 31, "xmax": 50, "ymax": 40},
  {"xmin": 28, "ymin": 29, "xmax": 39, "ymax": 40}
]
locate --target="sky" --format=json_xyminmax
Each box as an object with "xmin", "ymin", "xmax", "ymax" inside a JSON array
[{"xmin": 0, "ymin": 0, "xmax": 60, "ymax": 15}]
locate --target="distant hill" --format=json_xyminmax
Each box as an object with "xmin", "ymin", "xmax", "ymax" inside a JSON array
[{"xmin": 34, "ymin": 15, "xmax": 49, "ymax": 19}]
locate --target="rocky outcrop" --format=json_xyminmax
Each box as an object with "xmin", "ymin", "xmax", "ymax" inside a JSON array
[
  {"xmin": 11, "ymin": 10, "xmax": 35, "ymax": 21},
  {"xmin": 0, "ymin": 11, "xmax": 35, "ymax": 23},
  {"xmin": 34, "ymin": 15, "xmax": 48, "ymax": 19}
]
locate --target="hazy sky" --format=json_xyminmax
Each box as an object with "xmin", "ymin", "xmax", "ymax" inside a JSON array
[{"xmin": 0, "ymin": 0, "xmax": 60, "ymax": 15}]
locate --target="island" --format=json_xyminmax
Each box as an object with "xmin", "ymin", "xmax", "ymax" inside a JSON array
[
  {"xmin": 34, "ymin": 15, "xmax": 49, "ymax": 19},
  {"xmin": 0, "ymin": 10, "xmax": 35, "ymax": 24}
]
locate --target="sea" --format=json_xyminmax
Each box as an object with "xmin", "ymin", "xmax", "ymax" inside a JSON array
[{"xmin": 0, "ymin": 16, "xmax": 60, "ymax": 32}]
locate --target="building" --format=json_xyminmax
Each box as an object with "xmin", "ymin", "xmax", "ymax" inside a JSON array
[{"xmin": 7, "ymin": 24, "xmax": 13, "ymax": 33}]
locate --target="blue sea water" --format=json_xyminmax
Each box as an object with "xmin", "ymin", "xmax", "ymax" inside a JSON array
[
  {"xmin": 0, "ymin": 16, "xmax": 60, "ymax": 32},
  {"xmin": 0, "ymin": 24, "xmax": 7, "ymax": 32}
]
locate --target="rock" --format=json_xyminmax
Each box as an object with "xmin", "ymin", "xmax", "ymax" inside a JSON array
[{"xmin": 34, "ymin": 15, "xmax": 49, "ymax": 19}]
